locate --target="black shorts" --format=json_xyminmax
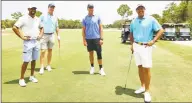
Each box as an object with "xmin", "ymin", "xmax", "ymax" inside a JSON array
[{"xmin": 86, "ymin": 38, "xmax": 102, "ymax": 52}]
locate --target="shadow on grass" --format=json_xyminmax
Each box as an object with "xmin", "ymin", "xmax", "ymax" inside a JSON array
[
  {"xmin": 72, "ymin": 71, "xmax": 99, "ymax": 75},
  {"xmin": 27, "ymin": 67, "xmax": 56, "ymax": 72},
  {"xmin": 115, "ymin": 86, "xmax": 143, "ymax": 98},
  {"xmin": 121, "ymin": 42, "xmax": 132, "ymax": 45},
  {"xmin": 4, "ymin": 77, "xmax": 30, "ymax": 84}
]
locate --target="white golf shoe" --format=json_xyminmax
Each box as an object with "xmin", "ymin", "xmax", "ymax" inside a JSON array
[
  {"xmin": 39, "ymin": 67, "xmax": 44, "ymax": 75},
  {"xmin": 46, "ymin": 65, "xmax": 52, "ymax": 72},
  {"xmin": 99, "ymin": 68, "xmax": 106, "ymax": 76},
  {"xmin": 90, "ymin": 67, "xmax": 95, "ymax": 74},
  {"xmin": 134, "ymin": 87, "xmax": 145, "ymax": 94},
  {"xmin": 29, "ymin": 76, "xmax": 38, "ymax": 83},
  {"xmin": 144, "ymin": 92, "xmax": 151, "ymax": 102},
  {"xmin": 19, "ymin": 79, "xmax": 27, "ymax": 87}
]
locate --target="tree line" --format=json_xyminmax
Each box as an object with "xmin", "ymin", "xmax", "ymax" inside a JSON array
[{"xmin": 1, "ymin": 1, "xmax": 192, "ymax": 30}]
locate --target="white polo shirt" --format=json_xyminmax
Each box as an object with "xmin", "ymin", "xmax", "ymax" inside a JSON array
[{"xmin": 14, "ymin": 15, "xmax": 43, "ymax": 38}]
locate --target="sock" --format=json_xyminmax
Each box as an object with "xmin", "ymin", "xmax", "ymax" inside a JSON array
[
  {"xmin": 91, "ymin": 64, "xmax": 94, "ymax": 67},
  {"xmin": 41, "ymin": 65, "xmax": 44, "ymax": 69},
  {"xmin": 99, "ymin": 65, "xmax": 103, "ymax": 70}
]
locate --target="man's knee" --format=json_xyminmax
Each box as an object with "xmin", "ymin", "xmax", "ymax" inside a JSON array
[
  {"xmin": 96, "ymin": 51, "xmax": 102, "ymax": 59},
  {"xmin": 48, "ymin": 49, "xmax": 52, "ymax": 53}
]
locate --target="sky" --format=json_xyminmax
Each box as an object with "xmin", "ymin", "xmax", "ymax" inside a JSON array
[{"xmin": 2, "ymin": 1, "xmax": 181, "ymax": 24}]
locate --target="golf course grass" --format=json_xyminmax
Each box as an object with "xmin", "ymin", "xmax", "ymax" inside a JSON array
[{"xmin": 2, "ymin": 29, "xmax": 192, "ymax": 102}]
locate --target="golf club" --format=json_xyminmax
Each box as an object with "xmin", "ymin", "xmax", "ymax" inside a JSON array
[
  {"xmin": 58, "ymin": 40, "xmax": 61, "ymax": 69},
  {"xmin": 124, "ymin": 52, "xmax": 133, "ymax": 89}
]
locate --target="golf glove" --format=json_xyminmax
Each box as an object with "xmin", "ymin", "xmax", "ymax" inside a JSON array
[{"xmin": 57, "ymin": 36, "xmax": 61, "ymax": 40}]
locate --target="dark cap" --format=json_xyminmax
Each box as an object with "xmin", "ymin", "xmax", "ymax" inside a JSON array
[
  {"xmin": 87, "ymin": 4, "xmax": 94, "ymax": 8},
  {"xmin": 48, "ymin": 3, "xmax": 55, "ymax": 8},
  {"xmin": 136, "ymin": 4, "xmax": 145, "ymax": 10}
]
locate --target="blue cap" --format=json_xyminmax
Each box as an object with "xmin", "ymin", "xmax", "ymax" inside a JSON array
[{"xmin": 48, "ymin": 3, "xmax": 55, "ymax": 7}]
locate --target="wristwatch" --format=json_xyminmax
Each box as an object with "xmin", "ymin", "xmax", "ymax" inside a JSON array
[{"xmin": 100, "ymin": 38, "xmax": 103, "ymax": 40}]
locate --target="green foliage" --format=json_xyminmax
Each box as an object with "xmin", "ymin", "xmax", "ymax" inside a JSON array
[
  {"xmin": 58, "ymin": 19, "xmax": 82, "ymax": 29},
  {"xmin": 117, "ymin": 4, "xmax": 132, "ymax": 20},
  {"xmin": 11, "ymin": 12, "xmax": 23, "ymax": 20},
  {"xmin": 151, "ymin": 14, "xmax": 163, "ymax": 24},
  {"xmin": 35, "ymin": 11, "xmax": 42, "ymax": 17}
]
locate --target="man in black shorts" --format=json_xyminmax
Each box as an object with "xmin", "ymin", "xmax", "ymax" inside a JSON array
[{"xmin": 82, "ymin": 4, "xmax": 106, "ymax": 76}]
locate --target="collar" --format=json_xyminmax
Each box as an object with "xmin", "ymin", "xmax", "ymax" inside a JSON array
[
  {"xmin": 136, "ymin": 15, "xmax": 146, "ymax": 19},
  {"xmin": 87, "ymin": 14, "xmax": 95, "ymax": 17},
  {"xmin": 48, "ymin": 12, "xmax": 54, "ymax": 16},
  {"xmin": 28, "ymin": 14, "xmax": 36, "ymax": 19}
]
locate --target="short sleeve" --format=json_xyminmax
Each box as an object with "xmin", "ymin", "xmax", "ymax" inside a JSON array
[
  {"xmin": 130, "ymin": 21, "xmax": 134, "ymax": 33},
  {"xmin": 82, "ymin": 18, "xmax": 86, "ymax": 27},
  {"xmin": 14, "ymin": 17, "xmax": 24, "ymax": 28},
  {"xmin": 38, "ymin": 18, "xmax": 43, "ymax": 29},
  {"xmin": 98, "ymin": 16, "xmax": 102, "ymax": 25},
  {"xmin": 152, "ymin": 17, "xmax": 162, "ymax": 32},
  {"xmin": 39, "ymin": 15, "xmax": 44, "ymax": 22}
]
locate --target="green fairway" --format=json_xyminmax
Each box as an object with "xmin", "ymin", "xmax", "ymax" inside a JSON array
[{"xmin": 2, "ymin": 29, "xmax": 192, "ymax": 102}]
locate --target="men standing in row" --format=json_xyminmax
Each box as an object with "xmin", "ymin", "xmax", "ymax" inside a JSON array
[
  {"xmin": 82, "ymin": 4, "xmax": 106, "ymax": 76},
  {"xmin": 39, "ymin": 3, "xmax": 61, "ymax": 74},
  {"xmin": 12, "ymin": 5, "xmax": 44, "ymax": 87}
]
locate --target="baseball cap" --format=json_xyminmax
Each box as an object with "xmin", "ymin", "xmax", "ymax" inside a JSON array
[
  {"xmin": 136, "ymin": 4, "xmax": 145, "ymax": 10},
  {"xmin": 28, "ymin": 5, "xmax": 37, "ymax": 9},
  {"xmin": 48, "ymin": 2, "xmax": 55, "ymax": 7},
  {"xmin": 87, "ymin": 4, "xmax": 94, "ymax": 8}
]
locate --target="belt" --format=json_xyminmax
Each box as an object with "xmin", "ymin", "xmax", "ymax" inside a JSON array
[
  {"xmin": 44, "ymin": 33, "xmax": 54, "ymax": 35},
  {"xmin": 135, "ymin": 42, "xmax": 148, "ymax": 45}
]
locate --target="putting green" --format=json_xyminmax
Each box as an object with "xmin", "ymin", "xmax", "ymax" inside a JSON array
[{"xmin": 2, "ymin": 29, "xmax": 192, "ymax": 102}]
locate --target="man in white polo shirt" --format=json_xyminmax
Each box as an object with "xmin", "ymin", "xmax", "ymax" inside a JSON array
[
  {"xmin": 39, "ymin": 3, "xmax": 60, "ymax": 74},
  {"xmin": 12, "ymin": 5, "xmax": 44, "ymax": 87}
]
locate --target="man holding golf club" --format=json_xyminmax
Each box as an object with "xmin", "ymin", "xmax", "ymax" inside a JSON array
[
  {"xmin": 129, "ymin": 4, "xmax": 164, "ymax": 102},
  {"xmin": 12, "ymin": 5, "xmax": 44, "ymax": 87},
  {"xmin": 82, "ymin": 4, "xmax": 106, "ymax": 76},
  {"xmin": 39, "ymin": 3, "xmax": 60, "ymax": 74}
]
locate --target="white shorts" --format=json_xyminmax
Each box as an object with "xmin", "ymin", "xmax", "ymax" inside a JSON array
[
  {"xmin": 23, "ymin": 40, "xmax": 40, "ymax": 62},
  {"xmin": 133, "ymin": 42, "xmax": 153, "ymax": 68},
  {"xmin": 40, "ymin": 34, "xmax": 55, "ymax": 50}
]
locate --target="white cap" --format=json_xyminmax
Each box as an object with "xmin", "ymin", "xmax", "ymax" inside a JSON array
[{"xmin": 28, "ymin": 4, "xmax": 37, "ymax": 9}]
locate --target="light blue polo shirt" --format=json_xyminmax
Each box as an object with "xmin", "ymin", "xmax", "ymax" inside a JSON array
[
  {"xmin": 130, "ymin": 15, "xmax": 162, "ymax": 43},
  {"xmin": 39, "ymin": 13, "xmax": 58, "ymax": 34},
  {"xmin": 82, "ymin": 15, "xmax": 101, "ymax": 39}
]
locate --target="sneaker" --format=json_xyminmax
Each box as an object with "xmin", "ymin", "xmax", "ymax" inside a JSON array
[
  {"xmin": 90, "ymin": 67, "xmax": 95, "ymax": 74},
  {"xmin": 39, "ymin": 67, "xmax": 44, "ymax": 75},
  {"xmin": 144, "ymin": 92, "xmax": 151, "ymax": 102},
  {"xmin": 29, "ymin": 76, "xmax": 38, "ymax": 83},
  {"xmin": 99, "ymin": 68, "xmax": 106, "ymax": 76},
  {"xmin": 46, "ymin": 65, "xmax": 52, "ymax": 72},
  {"xmin": 19, "ymin": 79, "xmax": 27, "ymax": 87},
  {"xmin": 134, "ymin": 87, "xmax": 145, "ymax": 94}
]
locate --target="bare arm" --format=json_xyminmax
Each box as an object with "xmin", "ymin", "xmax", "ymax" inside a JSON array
[
  {"xmin": 82, "ymin": 26, "xmax": 86, "ymax": 41},
  {"xmin": 12, "ymin": 26, "xmax": 25, "ymax": 40},
  {"xmin": 99, "ymin": 24, "xmax": 103, "ymax": 39},
  {"xmin": 56, "ymin": 27, "xmax": 59, "ymax": 37},
  {"xmin": 153, "ymin": 28, "xmax": 164, "ymax": 42},
  {"xmin": 129, "ymin": 32, "xmax": 134, "ymax": 45}
]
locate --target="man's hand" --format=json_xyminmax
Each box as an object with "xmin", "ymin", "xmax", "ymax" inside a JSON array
[
  {"xmin": 83, "ymin": 39, "xmax": 87, "ymax": 46},
  {"xmin": 131, "ymin": 44, "xmax": 134, "ymax": 54},
  {"xmin": 22, "ymin": 36, "xmax": 31, "ymax": 41},
  {"xmin": 146, "ymin": 40, "xmax": 155, "ymax": 47},
  {"xmin": 37, "ymin": 35, "xmax": 43, "ymax": 41},
  {"xmin": 99, "ymin": 40, "xmax": 103, "ymax": 45}
]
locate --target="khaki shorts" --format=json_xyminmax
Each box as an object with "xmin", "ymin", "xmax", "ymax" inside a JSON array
[{"xmin": 40, "ymin": 34, "xmax": 55, "ymax": 50}]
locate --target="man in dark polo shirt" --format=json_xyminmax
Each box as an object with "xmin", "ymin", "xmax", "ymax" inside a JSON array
[{"xmin": 82, "ymin": 4, "xmax": 106, "ymax": 76}]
